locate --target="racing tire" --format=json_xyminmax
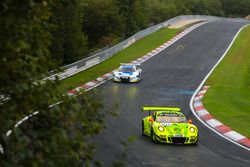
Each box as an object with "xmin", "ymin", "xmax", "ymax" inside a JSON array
[
  {"xmin": 194, "ymin": 134, "xmax": 199, "ymax": 146},
  {"xmin": 150, "ymin": 129, "xmax": 156, "ymax": 143},
  {"xmin": 192, "ymin": 133, "xmax": 199, "ymax": 146},
  {"xmin": 141, "ymin": 121, "xmax": 146, "ymax": 136},
  {"xmin": 193, "ymin": 141, "xmax": 198, "ymax": 146}
]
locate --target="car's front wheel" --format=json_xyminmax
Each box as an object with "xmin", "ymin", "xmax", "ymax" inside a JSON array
[{"xmin": 194, "ymin": 133, "xmax": 199, "ymax": 146}]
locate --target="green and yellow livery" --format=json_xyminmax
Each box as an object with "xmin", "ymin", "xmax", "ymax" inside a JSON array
[{"xmin": 141, "ymin": 107, "xmax": 199, "ymax": 145}]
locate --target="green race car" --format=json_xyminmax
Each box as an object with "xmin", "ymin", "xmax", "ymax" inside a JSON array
[{"xmin": 141, "ymin": 107, "xmax": 199, "ymax": 145}]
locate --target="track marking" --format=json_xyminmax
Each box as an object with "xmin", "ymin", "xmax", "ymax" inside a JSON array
[
  {"xmin": 190, "ymin": 24, "xmax": 250, "ymax": 151},
  {"xmin": 0, "ymin": 22, "xmax": 208, "ymax": 154}
]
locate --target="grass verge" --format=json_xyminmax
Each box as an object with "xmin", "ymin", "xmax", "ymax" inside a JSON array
[
  {"xmin": 59, "ymin": 28, "xmax": 180, "ymax": 91},
  {"xmin": 203, "ymin": 25, "xmax": 250, "ymax": 137}
]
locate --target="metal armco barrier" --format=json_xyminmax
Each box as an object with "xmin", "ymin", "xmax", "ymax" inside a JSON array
[{"xmin": 44, "ymin": 15, "xmax": 248, "ymax": 81}]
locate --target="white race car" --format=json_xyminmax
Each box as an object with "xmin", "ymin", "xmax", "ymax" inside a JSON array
[{"xmin": 113, "ymin": 63, "xmax": 142, "ymax": 83}]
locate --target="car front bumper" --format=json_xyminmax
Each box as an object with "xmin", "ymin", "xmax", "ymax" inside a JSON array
[
  {"xmin": 113, "ymin": 76, "xmax": 140, "ymax": 83},
  {"xmin": 153, "ymin": 133, "xmax": 198, "ymax": 144}
]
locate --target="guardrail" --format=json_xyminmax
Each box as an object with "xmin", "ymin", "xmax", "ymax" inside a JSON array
[
  {"xmin": 1, "ymin": 15, "xmax": 249, "ymax": 155},
  {"xmin": 44, "ymin": 15, "xmax": 248, "ymax": 81}
]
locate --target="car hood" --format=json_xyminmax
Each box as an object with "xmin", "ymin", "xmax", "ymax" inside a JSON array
[
  {"xmin": 153, "ymin": 122, "xmax": 192, "ymax": 134},
  {"xmin": 120, "ymin": 71, "xmax": 134, "ymax": 75},
  {"xmin": 114, "ymin": 71, "xmax": 137, "ymax": 76}
]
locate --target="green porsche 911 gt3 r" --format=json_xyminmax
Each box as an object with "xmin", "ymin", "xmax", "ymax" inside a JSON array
[{"xmin": 141, "ymin": 107, "xmax": 199, "ymax": 145}]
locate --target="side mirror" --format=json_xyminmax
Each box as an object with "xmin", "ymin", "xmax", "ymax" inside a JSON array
[
  {"xmin": 188, "ymin": 119, "xmax": 193, "ymax": 124},
  {"xmin": 148, "ymin": 117, "xmax": 154, "ymax": 122}
]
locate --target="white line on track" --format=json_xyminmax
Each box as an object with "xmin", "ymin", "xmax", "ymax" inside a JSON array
[{"xmin": 189, "ymin": 24, "xmax": 250, "ymax": 151}]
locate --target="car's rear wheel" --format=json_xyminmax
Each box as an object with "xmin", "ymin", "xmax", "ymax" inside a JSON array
[
  {"xmin": 192, "ymin": 133, "xmax": 199, "ymax": 146},
  {"xmin": 150, "ymin": 129, "xmax": 155, "ymax": 142},
  {"xmin": 141, "ymin": 121, "xmax": 145, "ymax": 136}
]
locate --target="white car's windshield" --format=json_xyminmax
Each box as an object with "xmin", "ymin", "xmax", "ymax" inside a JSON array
[
  {"xmin": 156, "ymin": 116, "xmax": 186, "ymax": 123},
  {"xmin": 119, "ymin": 66, "xmax": 135, "ymax": 72}
]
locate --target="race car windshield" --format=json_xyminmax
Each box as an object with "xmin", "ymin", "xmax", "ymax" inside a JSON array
[
  {"xmin": 119, "ymin": 66, "xmax": 135, "ymax": 72},
  {"xmin": 156, "ymin": 116, "xmax": 187, "ymax": 123}
]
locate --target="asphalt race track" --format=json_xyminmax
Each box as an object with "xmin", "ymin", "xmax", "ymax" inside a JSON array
[{"xmin": 92, "ymin": 20, "xmax": 250, "ymax": 167}]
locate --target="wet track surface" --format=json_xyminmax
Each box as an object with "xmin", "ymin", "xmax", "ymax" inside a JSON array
[{"xmin": 92, "ymin": 21, "xmax": 250, "ymax": 167}]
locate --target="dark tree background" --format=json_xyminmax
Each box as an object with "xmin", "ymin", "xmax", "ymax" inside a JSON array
[
  {"xmin": 47, "ymin": 0, "xmax": 250, "ymax": 65},
  {"xmin": 0, "ymin": 1, "xmax": 106, "ymax": 166},
  {"xmin": 0, "ymin": 0, "xmax": 249, "ymax": 166},
  {"xmin": 49, "ymin": 0, "xmax": 250, "ymax": 65}
]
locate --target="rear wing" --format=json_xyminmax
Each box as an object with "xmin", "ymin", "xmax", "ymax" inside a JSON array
[
  {"xmin": 142, "ymin": 106, "xmax": 181, "ymax": 116},
  {"xmin": 142, "ymin": 107, "xmax": 181, "ymax": 111}
]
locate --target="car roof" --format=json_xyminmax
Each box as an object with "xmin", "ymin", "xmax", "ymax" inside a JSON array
[{"xmin": 120, "ymin": 65, "xmax": 135, "ymax": 68}]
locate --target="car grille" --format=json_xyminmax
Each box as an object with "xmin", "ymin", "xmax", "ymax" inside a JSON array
[
  {"xmin": 168, "ymin": 137, "xmax": 188, "ymax": 144},
  {"xmin": 120, "ymin": 77, "xmax": 130, "ymax": 82}
]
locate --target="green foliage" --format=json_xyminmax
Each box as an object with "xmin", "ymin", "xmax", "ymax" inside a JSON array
[
  {"xmin": 148, "ymin": 0, "xmax": 178, "ymax": 24},
  {"xmin": 50, "ymin": 0, "xmax": 89, "ymax": 65},
  {"xmin": 220, "ymin": 0, "xmax": 250, "ymax": 17},
  {"xmin": 188, "ymin": 0, "xmax": 223, "ymax": 15},
  {"xmin": 0, "ymin": 0, "xmax": 105, "ymax": 166},
  {"xmin": 110, "ymin": 136, "xmax": 137, "ymax": 167},
  {"xmin": 1, "ymin": 0, "xmax": 250, "ymax": 166},
  {"xmin": 82, "ymin": 0, "xmax": 124, "ymax": 48},
  {"xmin": 80, "ymin": 0, "xmax": 249, "ymax": 59},
  {"xmin": 1, "ymin": 92, "xmax": 105, "ymax": 167},
  {"xmin": 116, "ymin": 0, "xmax": 149, "ymax": 36},
  {"xmin": 47, "ymin": 0, "xmax": 250, "ymax": 65}
]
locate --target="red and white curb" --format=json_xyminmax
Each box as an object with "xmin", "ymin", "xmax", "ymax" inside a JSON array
[
  {"xmin": 67, "ymin": 22, "xmax": 208, "ymax": 96},
  {"xmin": 190, "ymin": 24, "xmax": 250, "ymax": 151},
  {"xmin": 0, "ymin": 21, "xmax": 208, "ymax": 154},
  {"xmin": 193, "ymin": 86, "xmax": 250, "ymax": 148}
]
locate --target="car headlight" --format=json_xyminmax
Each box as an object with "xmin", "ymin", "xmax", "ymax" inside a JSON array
[
  {"xmin": 190, "ymin": 127, "xmax": 195, "ymax": 133},
  {"xmin": 113, "ymin": 73, "xmax": 119, "ymax": 77},
  {"xmin": 158, "ymin": 126, "xmax": 164, "ymax": 132}
]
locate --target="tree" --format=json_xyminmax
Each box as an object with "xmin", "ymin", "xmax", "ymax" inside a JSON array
[
  {"xmin": 220, "ymin": 0, "xmax": 250, "ymax": 17},
  {"xmin": 82, "ymin": 0, "xmax": 124, "ymax": 48},
  {"xmin": 116, "ymin": 0, "xmax": 149, "ymax": 36},
  {"xmin": 50, "ymin": 0, "xmax": 89, "ymax": 65},
  {"xmin": 148, "ymin": 0, "xmax": 179, "ymax": 24},
  {"xmin": 1, "ymin": 0, "xmax": 250, "ymax": 166},
  {"xmin": 0, "ymin": 0, "xmax": 105, "ymax": 166},
  {"xmin": 187, "ymin": 0, "xmax": 223, "ymax": 16}
]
